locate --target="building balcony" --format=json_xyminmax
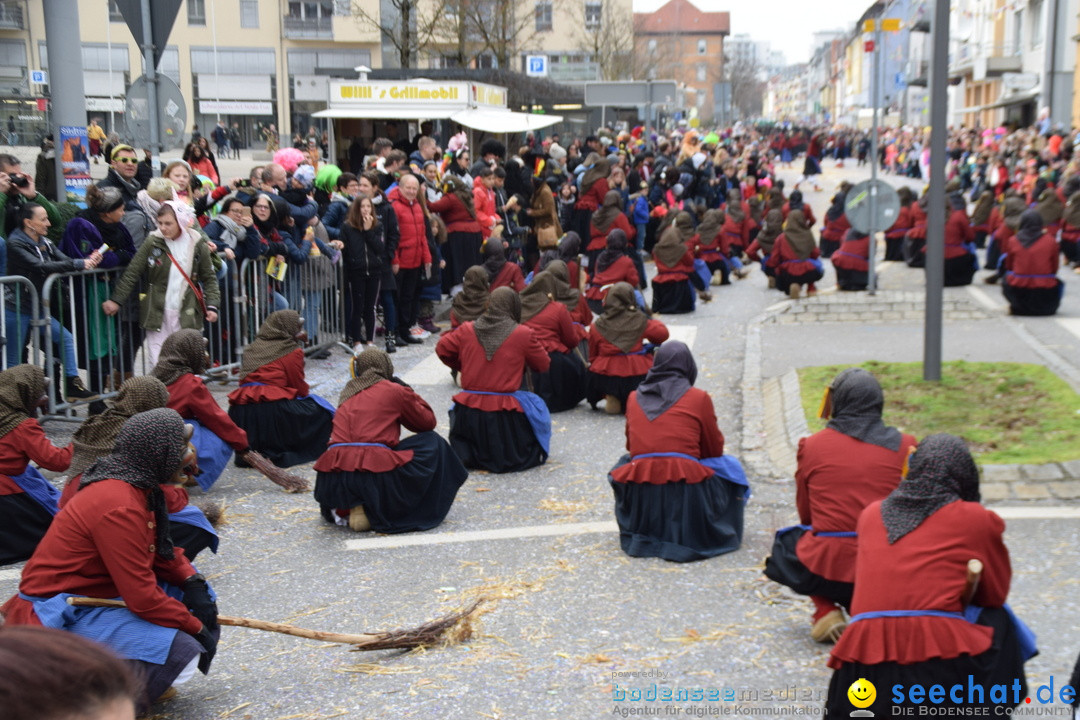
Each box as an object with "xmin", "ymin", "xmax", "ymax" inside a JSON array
[
  {"xmin": 283, "ymin": 15, "xmax": 333, "ymax": 40},
  {"xmin": 906, "ymin": 60, "xmax": 929, "ymax": 87},
  {"xmin": 950, "ymin": 42, "xmax": 1022, "ymax": 79},
  {"xmin": 0, "ymin": 3, "xmax": 24, "ymax": 30}
]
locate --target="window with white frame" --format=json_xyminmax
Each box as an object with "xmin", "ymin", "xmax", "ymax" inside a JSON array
[
  {"xmin": 240, "ymin": 0, "xmax": 259, "ymax": 28},
  {"xmin": 535, "ymin": 1, "xmax": 552, "ymax": 32},
  {"xmin": 584, "ymin": 1, "xmax": 601, "ymax": 30},
  {"xmin": 188, "ymin": 0, "xmax": 206, "ymax": 26},
  {"xmin": 698, "ymin": 39, "xmax": 707, "ymax": 55},
  {"xmin": 696, "ymin": 63, "xmax": 706, "ymax": 82},
  {"xmin": 647, "ymin": 39, "xmax": 657, "ymax": 53}
]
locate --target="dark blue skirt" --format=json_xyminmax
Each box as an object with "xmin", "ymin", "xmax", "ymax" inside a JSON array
[
  {"xmin": 449, "ymin": 405, "xmax": 546, "ymax": 474},
  {"xmin": 608, "ymin": 454, "xmax": 748, "ymax": 562},
  {"xmin": 314, "ymin": 432, "xmax": 468, "ymax": 533},
  {"xmin": 526, "ymin": 350, "xmax": 587, "ymax": 413}
]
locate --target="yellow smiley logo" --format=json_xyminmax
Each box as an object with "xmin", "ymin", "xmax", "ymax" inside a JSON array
[{"xmin": 847, "ymin": 678, "xmax": 876, "ymax": 709}]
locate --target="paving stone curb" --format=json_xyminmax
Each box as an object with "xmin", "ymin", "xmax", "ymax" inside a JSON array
[{"xmin": 762, "ymin": 290, "xmax": 992, "ymax": 325}]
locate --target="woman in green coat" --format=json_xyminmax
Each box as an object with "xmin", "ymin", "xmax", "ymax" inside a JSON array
[{"xmin": 103, "ymin": 200, "xmax": 219, "ymax": 366}]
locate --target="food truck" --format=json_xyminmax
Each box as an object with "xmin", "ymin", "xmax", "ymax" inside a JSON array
[{"xmin": 314, "ymin": 79, "xmax": 562, "ymax": 169}]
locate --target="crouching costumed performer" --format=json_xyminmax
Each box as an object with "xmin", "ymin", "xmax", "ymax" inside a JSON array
[
  {"xmin": 314, "ymin": 348, "xmax": 468, "ymax": 532},
  {"xmin": 1, "ymin": 409, "xmax": 221, "ymax": 713},
  {"xmin": 436, "ymin": 287, "xmax": 551, "ymax": 473},
  {"xmin": 0, "ymin": 365, "xmax": 71, "ymax": 565},
  {"xmin": 764, "ymin": 368, "xmax": 915, "ymax": 643},
  {"xmin": 608, "ymin": 342, "xmax": 749, "ymax": 562},
  {"xmin": 227, "ymin": 310, "xmax": 334, "ymax": 467},
  {"xmin": 825, "ymin": 434, "xmax": 1036, "ymax": 715},
  {"xmin": 154, "ymin": 329, "xmax": 308, "ymax": 492}
]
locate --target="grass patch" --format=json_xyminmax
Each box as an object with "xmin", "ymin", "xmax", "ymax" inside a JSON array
[{"xmin": 797, "ymin": 360, "xmax": 1080, "ymax": 465}]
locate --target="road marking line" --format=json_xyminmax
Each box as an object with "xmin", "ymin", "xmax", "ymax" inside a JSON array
[
  {"xmin": 1057, "ymin": 318, "xmax": 1080, "ymax": 342},
  {"xmin": 400, "ymin": 351, "xmax": 453, "ymax": 386},
  {"xmin": 965, "ymin": 285, "xmax": 1004, "ymax": 311},
  {"xmin": 665, "ymin": 324, "xmax": 698, "ymax": 350},
  {"xmin": 344, "ymin": 520, "xmax": 618, "ymax": 551},
  {"xmin": 993, "ymin": 506, "xmax": 1080, "ymax": 520}
]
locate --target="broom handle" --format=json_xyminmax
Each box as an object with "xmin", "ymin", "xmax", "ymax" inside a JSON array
[
  {"xmin": 65, "ymin": 597, "xmax": 383, "ymax": 645},
  {"xmin": 963, "ymin": 558, "xmax": 983, "ymax": 606}
]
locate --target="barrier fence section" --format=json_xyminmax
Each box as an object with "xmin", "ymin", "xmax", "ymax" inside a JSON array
[
  {"xmin": 34, "ymin": 250, "xmax": 347, "ymax": 419},
  {"xmin": 1, "ymin": 275, "xmax": 42, "ymax": 372}
]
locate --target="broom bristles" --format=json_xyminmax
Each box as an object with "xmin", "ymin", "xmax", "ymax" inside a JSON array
[
  {"xmin": 241, "ymin": 449, "xmax": 309, "ymax": 493},
  {"xmin": 350, "ymin": 599, "xmax": 484, "ymax": 651}
]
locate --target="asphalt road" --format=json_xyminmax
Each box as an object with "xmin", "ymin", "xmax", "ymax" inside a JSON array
[{"xmin": 2, "ymin": 152, "xmax": 1079, "ymax": 719}]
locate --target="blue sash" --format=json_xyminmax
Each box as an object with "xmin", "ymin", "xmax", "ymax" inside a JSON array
[
  {"xmin": 775, "ymin": 523, "xmax": 856, "ymax": 538},
  {"xmin": 524, "ymin": 270, "xmax": 534, "ymax": 284},
  {"xmin": 328, "ymin": 442, "xmax": 392, "ymax": 450},
  {"xmin": 168, "ymin": 505, "xmax": 220, "ymax": 554},
  {"xmin": 240, "ymin": 382, "xmax": 336, "ymax": 415},
  {"xmin": 633, "ymin": 289, "xmax": 647, "ymax": 312},
  {"xmin": 850, "ymin": 603, "xmax": 1037, "ymax": 661},
  {"xmin": 619, "ymin": 343, "xmax": 658, "ymax": 357},
  {"xmin": 19, "ymin": 592, "xmax": 178, "ymax": 664},
  {"xmin": 832, "ymin": 251, "xmax": 866, "ymax": 263},
  {"xmin": 457, "ymin": 389, "xmax": 551, "ymax": 454},
  {"xmin": 8, "ymin": 465, "xmax": 60, "ymax": 516},
  {"xmin": 188, "ymin": 420, "xmax": 234, "ymax": 491},
  {"xmin": 630, "ymin": 451, "xmax": 750, "ymax": 497}
]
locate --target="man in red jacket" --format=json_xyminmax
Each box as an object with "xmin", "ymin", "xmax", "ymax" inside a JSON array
[{"xmin": 389, "ymin": 174, "xmax": 432, "ymax": 345}]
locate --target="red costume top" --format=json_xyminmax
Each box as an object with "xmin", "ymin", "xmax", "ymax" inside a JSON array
[
  {"xmin": 587, "ymin": 214, "xmax": 635, "ymax": 252},
  {"xmin": 436, "ymin": 323, "xmax": 550, "ymax": 413},
  {"xmin": 928, "ymin": 208, "xmax": 974, "ymax": 259},
  {"xmin": 588, "ymin": 319, "xmax": 669, "ymax": 377},
  {"xmin": 828, "ymin": 500, "xmax": 1010, "ymax": 668},
  {"xmin": 314, "ymin": 380, "xmax": 436, "ymax": 473},
  {"xmin": 0, "ymin": 419, "xmax": 72, "ymax": 496},
  {"xmin": 610, "ymin": 388, "xmax": 725, "ymax": 485},
  {"xmin": 489, "ymin": 262, "xmax": 525, "ymax": 293},
  {"xmin": 523, "ymin": 302, "xmax": 579, "ymax": 354},
  {"xmin": 907, "ymin": 202, "xmax": 928, "ymax": 240},
  {"xmin": 1062, "ymin": 216, "xmax": 1080, "ymax": 243},
  {"xmin": 885, "ymin": 205, "xmax": 914, "ymax": 239},
  {"xmin": 693, "ymin": 230, "xmax": 724, "ymax": 263},
  {"xmin": 782, "ymin": 203, "xmax": 817, "ymax": 227},
  {"xmin": 794, "ymin": 429, "xmax": 916, "ymax": 583},
  {"xmin": 1003, "ymin": 233, "xmax": 1059, "ymax": 289},
  {"xmin": 652, "ymin": 248, "xmax": 696, "ymax": 284},
  {"xmin": 830, "ymin": 235, "xmax": 870, "ymax": 272},
  {"xmin": 820, "ymin": 213, "xmax": 851, "ymax": 242},
  {"xmin": 228, "ymin": 348, "xmax": 309, "ymax": 405},
  {"xmin": 1, "ymin": 479, "xmax": 202, "ymax": 636},
  {"xmin": 167, "ymin": 373, "xmax": 249, "ymax": 451},
  {"xmin": 428, "ymin": 194, "xmax": 482, "ymax": 234},
  {"xmin": 720, "ymin": 214, "xmax": 749, "ymax": 253},
  {"xmin": 765, "ymin": 235, "xmax": 821, "ymax": 277},
  {"xmin": 576, "ymin": 177, "xmax": 610, "ymax": 213},
  {"xmin": 585, "ymin": 256, "xmax": 640, "ymax": 300}
]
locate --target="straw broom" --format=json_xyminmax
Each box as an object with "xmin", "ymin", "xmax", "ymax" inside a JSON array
[{"xmin": 66, "ymin": 597, "xmax": 483, "ymax": 651}]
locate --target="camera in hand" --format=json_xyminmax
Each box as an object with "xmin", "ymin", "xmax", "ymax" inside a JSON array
[
  {"xmin": 9, "ymin": 173, "xmax": 28, "ymax": 189},
  {"xmin": 237, "ymin": 179, "xmax": 251, "ymax": 188}
]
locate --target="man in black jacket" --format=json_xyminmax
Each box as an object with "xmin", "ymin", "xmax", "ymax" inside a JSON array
[
  {"xmin": 0, "ymin": 154, "xmax": 60, "ymax": 236},
  {"xmin": 97, "ymin": 144, "xmax": 150, "ymax": 247}
]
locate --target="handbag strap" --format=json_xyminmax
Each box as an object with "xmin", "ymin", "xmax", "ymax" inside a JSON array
[{"xmin": 161, "ymin": 242, "xmax": 209, "ymax": 317}]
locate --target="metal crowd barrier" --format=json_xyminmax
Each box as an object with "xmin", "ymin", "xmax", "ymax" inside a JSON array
[
  {"xmin": 1, "ymin": 275, "xmax": 42, "ymax": 372},
  {"xmin": 33, "ymin": 250, "xmax": 348, "ymax": 419}
]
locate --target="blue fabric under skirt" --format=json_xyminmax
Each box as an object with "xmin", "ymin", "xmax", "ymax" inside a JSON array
[
  {"xmin": 189, "ymin": 420, "xmax": 234, "ymax": 491},
  {"xmin": 608, "ymin": 453, "xmax": 750, "ymax": 562},
  {"xmin": 22, "ymin": 592, "xmax": 179, "ymax": 665},
  {"xmin": 314, "ymin": 431, "xmax": 469, "ymax": 533}
]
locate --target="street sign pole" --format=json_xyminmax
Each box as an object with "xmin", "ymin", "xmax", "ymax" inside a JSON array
[
  {"xmin": 924, "ymin": 0, "xmax": 949, "ymax": 381},
  {"xmin": 868, "ymin": 22, "xmax": 882, "ymax": 295},
  {"xmin": 43, "ymin": 0, "xmax": 87, "ymax": 203},
  {"xmin": 140, "ymin": 0, "xmax": 161, "ymax": 177}
]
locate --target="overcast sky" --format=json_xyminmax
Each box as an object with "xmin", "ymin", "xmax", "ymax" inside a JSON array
[{"xmin": 632, "ymin": 0, "xmax": 878, "ymax": 64}]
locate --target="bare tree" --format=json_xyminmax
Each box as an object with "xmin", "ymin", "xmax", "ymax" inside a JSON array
[
  {"xmin": 460, "ymin": 0, "xmax": 542, "ymax": 70},
  {"xmin": 725, "ymin": 55, "xmax": 766, "ymax": 119},
  {"xmin": 575, "ymin": 0, "xmax": 634, "ymax": 81},
  {"xmin": 633, "ymin": 30, "xmax": 682, "ymax": 82},
  {"xmin": 350, "ymin": 0, "xmax": 445, "ymax": 69}
]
